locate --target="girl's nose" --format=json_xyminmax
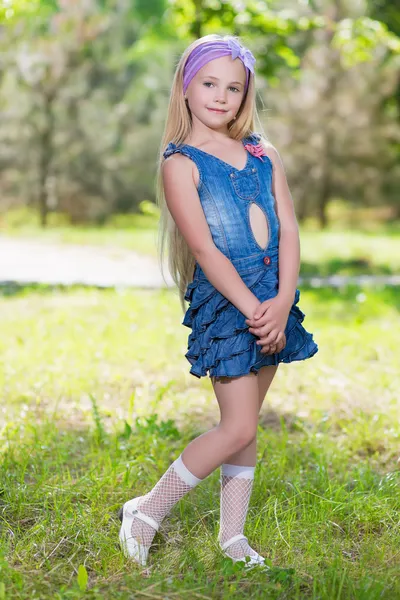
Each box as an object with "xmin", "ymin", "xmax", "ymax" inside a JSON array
[{"xmin": 214, "ymin": 88, "xmax": 228, "ymax": 103}]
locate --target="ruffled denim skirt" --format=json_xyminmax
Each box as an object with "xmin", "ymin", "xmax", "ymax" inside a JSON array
[{"xmin": 182, "ymin": 261, "xmax": 318, "ymax": 379}]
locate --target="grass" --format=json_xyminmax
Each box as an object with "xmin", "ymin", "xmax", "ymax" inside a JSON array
[{"xmin": 0, "ymin": 281, "xmax": 399, "ymax": 599}]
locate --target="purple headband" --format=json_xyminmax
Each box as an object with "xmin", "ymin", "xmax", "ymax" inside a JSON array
[{"xmin": 183, "ymin": 38, "xmax": 256, "ymax": 95}]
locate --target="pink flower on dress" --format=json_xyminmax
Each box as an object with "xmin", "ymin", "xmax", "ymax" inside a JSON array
[{"xmin": 244, "ymin": 143, "xmax": 267, "ymax": 161}]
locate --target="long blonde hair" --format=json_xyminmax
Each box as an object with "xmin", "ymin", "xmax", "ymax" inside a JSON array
[{"xmin": 156, "ymin": 33, "xmax": 267, "ymax": 312}]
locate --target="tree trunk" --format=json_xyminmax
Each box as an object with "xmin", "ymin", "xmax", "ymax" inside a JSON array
[
  {"xmin": 191, "ymin": 0, "xmax": 203, "ymax": 38},
  {"xmin": 296, "ymin": 191, "xmax": 308, "ymax": 223},
  {"xmin": 316, "ymin": 1, "xmax": 342, "ymax": 229},
  {"xmin": 38, "ymin": 92, "xmax": 55, "ymax": 228}
]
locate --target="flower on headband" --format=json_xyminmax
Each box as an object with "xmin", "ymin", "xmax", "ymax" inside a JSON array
[
  {"xmin": 244, "ymin": 143, "xmax": 267, "ymax": 161},
  {"xmin": 225, "ymin": 38, "xmax": 256, "ymax": 74}
]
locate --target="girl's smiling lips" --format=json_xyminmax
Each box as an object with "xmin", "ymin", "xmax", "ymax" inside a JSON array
[{"xmin": 207, "ymin": 107, "xmax": 228, "ymax": 113}]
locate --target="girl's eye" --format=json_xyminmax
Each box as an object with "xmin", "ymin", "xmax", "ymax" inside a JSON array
[{"xmin": 203, "ymin": 82, "xmax": 240, "ymax": 93}]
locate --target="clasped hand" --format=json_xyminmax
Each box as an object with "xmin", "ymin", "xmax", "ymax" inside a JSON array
[{"xmin": 245, "ymin": 295, "xmax": 290, "ymax": 355}]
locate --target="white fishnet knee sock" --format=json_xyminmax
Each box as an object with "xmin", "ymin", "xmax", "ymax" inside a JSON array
[
  {"xmin": 219, "ymin": 463, "xmax": 260, "ymax": 560},
  {"xmin": 131, "ymin": 454, "xmax": 203, "ymax": 547}
]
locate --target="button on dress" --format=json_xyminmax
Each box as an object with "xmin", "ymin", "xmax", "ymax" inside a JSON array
[{"xmin": 163, "ymin": 132, "xmax": 318, "ymax": 379}]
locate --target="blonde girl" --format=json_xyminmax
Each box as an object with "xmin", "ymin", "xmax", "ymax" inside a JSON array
[{"xmin": 119, "ymin": 33, "xmax": 318, "ymax": 568}]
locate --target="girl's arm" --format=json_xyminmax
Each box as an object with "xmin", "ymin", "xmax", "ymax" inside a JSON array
[
  {"xmin": 263, "ymin": 143, "xmax": 300, "ymax": 309},
  {"xmin": 162, "ymin": 153, "xmax": 261, "ymax": 320}
]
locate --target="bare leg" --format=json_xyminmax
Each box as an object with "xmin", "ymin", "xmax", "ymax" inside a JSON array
[
  {"xmin": 218, "ymin": 365, "xmax": 279, "ymax": 561},
  {"xmin": 223, "ymin": 365, "xmax": 279, "ymax": 466},
  {"xmin": 126, "ymin": 372, "xmax": 261, "ymax": 560},
  {"xmin": 181, "ymin": 372, "xmax": 260, "ymax": 478}
]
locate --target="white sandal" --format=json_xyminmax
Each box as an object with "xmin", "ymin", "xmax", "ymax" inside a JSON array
[
  {"xmin": 220, "ymin": 534, "xmax": 268, "ymax": 569},
  {"xmin": 118, "ymin": 496, "xmax": 160, "ymax": 566}
]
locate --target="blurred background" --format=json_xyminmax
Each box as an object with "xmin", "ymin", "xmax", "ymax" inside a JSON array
[
  {"xmin": 0, "ymin": 0, "xmax": 399, "ymax": 243},
  {"xmin": 0, "ymin": 3, "xmax": 400, "ymax": 597}
]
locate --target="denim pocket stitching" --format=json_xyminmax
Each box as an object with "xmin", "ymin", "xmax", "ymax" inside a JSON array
[{"xmin": 232, "ymin": 171, "xmax": 260, "ymax": 200}]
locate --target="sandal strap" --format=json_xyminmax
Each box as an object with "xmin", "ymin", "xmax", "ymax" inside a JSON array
[
  {"xmin": 220, "ymin": 533, "xmax": 248, "ymax": 551},
  {"xmin": 125, "ymin": 505, "xmax": 160, "ymax": 532}
]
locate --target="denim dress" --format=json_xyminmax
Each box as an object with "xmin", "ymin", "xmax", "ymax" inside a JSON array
[{"xmin": 163, "ymin": 132, "xmax": 318, "ymax": 379}]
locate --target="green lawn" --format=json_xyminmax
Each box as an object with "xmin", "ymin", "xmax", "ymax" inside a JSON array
[{"xmin": 0, "ymin": 282, "xmax": 399, "ymax": 599}]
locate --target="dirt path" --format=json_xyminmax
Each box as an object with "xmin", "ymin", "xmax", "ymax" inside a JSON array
[
  {"xmin": 0, "ymin": 236, "xmax": 172, "ymax": 288},
  {"xmin": 1, "ymin": 235, "xmax": 399, "ymax": 288}
]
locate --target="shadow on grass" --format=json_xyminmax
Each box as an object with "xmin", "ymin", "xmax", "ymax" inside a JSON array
[
  {"xmin": 1, "ymin": 282, "xmax": 400, "ymax": 315},
  {"xmin": 300, "ymin": 258, "xmax": 399, "ymax": 277},
  {"xmin": 0, "ymin": 281, "xmax": 113, "ymax": 298},
  {"xmin": 300, "ymin": 282, "xmax": 400, "ymax": 315},
  {"xmin": 2, "ymin": 281, "xmax": 399, "ymax": 325}
]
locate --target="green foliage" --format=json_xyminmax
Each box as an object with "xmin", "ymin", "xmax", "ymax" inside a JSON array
[
  {"xmin": 0, "ymin": 0, "xmax": 50, "ymax": 22},
  {"xmin": 139, "ymin": 199, "xmax": 160, "ymax": 218},
  {"xmin": 367, "ymin": 0, "xmax": 400, "ymax": 37},
  {"xmin": 132, "ymin": 414, "xmax": 181, "ymax": 440},
  {"xmin": 76, "ymin": 564, "xmax": 88, "ymax": 592},
  {"xmin": 333, "ymin": 16, "xmax": 400, "ymax": 67},
  {"xmin": 0, "ymin": 0, "xmax": 399, "ymax": 227}
]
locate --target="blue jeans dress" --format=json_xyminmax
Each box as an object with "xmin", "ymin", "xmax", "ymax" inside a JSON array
[{"xmin": 163, "ymin": 132, "xmax": 318, "ymax": 379}]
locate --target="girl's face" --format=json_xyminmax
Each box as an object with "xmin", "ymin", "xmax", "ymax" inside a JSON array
[{"xmin": 185, "ymin": 55, "xmax": 247, "ymax": 133}]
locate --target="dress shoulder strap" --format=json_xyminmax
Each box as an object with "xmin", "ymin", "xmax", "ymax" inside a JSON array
[
  {"xmin": 163, "ymin": 142, "xmax": 195, "ymax": 161},
  {"xmin": 162, "ymin": 142, "xmax": 204, "ymax": 187},
  {"xmin": 242, "ymin": 131, "xmax": 262, "ymax": 146}
]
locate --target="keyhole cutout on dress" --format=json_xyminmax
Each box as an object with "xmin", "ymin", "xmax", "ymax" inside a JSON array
[{"xmin": 249, "ymin": 202, "xmax": 269, "ymax": 249}]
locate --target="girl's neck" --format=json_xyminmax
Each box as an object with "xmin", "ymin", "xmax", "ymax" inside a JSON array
[
  {"xmin": 185, "ymin": 119, "xmax": 231, "ymax": 146},
  {"xmin": 184, "ymin": 131, "xmax": 235, "ymax": 147}
]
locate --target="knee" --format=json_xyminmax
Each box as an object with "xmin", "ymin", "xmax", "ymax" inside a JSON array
[{"xmin": 222, "ymin": 423, "xmax": 257, "ymax": 452}]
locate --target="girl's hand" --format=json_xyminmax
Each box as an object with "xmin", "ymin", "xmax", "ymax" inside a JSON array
[
  {"xmin": 263, "ymin": 331, "xmax": 287, "ymax": 355},
  {"xmin": 245, "ymin": 296, "xmax": 291, "ymax": 354}
]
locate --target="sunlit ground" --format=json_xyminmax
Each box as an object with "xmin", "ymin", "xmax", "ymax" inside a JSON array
[{"xmin": 0, "ymin": 277, "xmax": 399, "ymax": 598}]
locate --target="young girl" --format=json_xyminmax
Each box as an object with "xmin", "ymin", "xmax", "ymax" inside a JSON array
[{"xmin": 119, "ymin": 33, "xmax": 318, "ymax": 568}]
